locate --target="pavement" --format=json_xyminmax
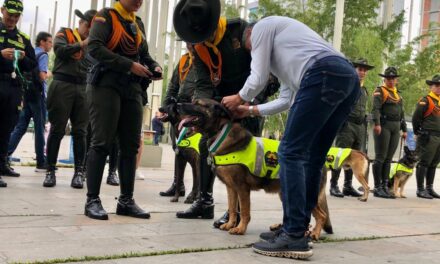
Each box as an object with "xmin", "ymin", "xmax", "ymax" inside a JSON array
[{"xmin": 1, "ymin": 133, "xmax": 440, "ymax": 264}]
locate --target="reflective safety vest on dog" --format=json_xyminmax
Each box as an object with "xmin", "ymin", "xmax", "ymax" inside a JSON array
[
  {"xmin": 389, "ymin": 163, "xmax": 413, "ymax": 179},
  {"xmin": 177, "ymin": 133, "xmax": 201, "ymax": 154},
  {"xmin": 325, "ymin": 147, "xmax": 352, "ymax": 170},
  {"xmin": 213, "ymin": 137, "xmax": 280, "ymax": 179}
]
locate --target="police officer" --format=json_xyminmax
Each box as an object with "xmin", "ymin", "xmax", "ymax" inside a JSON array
[
  {"xmin": 173, "ymin": 0, "xmax": 261, "ymax": 221},
  {"xmin": 372, "ymin": 67, "xmax": 407, "ymax": 199},
  {"xmin": 0, "ymin": 0, "xmax": 36, "ymax": 187},
  {"xmin": 84, "ymin": 0, "xmax": 162, "ymax": 220},
  {"xmin": 43, "ymin": 9, "xmax": 97, "ymax": 188},
  {"xmin": 412, "ymin": 74, "xmax": 440, "ymax": 199},
  {"xmin": 330, "ymin": 58, "xmax": 374, "ymax": 198},
  {"xmin": 160, "ymin": 43, "xmax": 197, "ymax": 197}
]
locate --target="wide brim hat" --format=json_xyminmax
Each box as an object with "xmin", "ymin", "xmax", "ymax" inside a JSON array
[
  {"xmin": 379, "ymin": 66, "xmax": 400, "ymax": 78},
  {"xmin": 426, "ymin": 74, "xmax": 440, "ymax": 85},
  {"xmin": 352, "ymin": 58, "xmax": 374, "ymax": 70},
  {"xmin": 3, "ymin": 0, "xmax": 23, "ymax": 14},
  {"xmin": 75, "ymin": 9, "xmax": 97, "ymax": 24},
  {"xmin": 173, "ymin": 0, "xmax": 221, "ymax": 43}
]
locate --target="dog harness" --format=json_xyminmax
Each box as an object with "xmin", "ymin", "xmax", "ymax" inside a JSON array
[
  {"xmin": 177, "ymin": 132, "xmax": 201, "ymax": 154},
  {"xmin": 213, "ymin": 137, "xmax": 280, "ymax": 179},
  {"xmin": 389, "ymin": 163, "xmax": 413, "ymax": 179},
  {"xmin": 325, "ymin": 147, "xmax": 352, "ymax": 170}
]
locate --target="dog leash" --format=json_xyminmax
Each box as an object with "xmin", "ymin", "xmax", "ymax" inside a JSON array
[
  {"xmin": 176, "ymin": 127, "xmax": 188, "ymax": 145},
  {"xmin": 208, "ymin": 122, "xmax": 232, "ymax": 153},
  {"xmin": 398, "ymin": 136, "xmax": 404, "ymax": 161}
]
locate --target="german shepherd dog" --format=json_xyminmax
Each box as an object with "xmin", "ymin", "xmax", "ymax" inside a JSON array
[
  {"xmin": 177, "ymin": 99, "xmax": 332, "ymax": 240},
  {"xmin": 158, "ymin": 101, "xmax": 200, "ymax": 204},
  {"xmin": 388, "ymin": 146, "xmax": 418, "ymax": 198},
  {"xmin": 325, "ymin": 148, "xmax": 370, "ymax": 201}
]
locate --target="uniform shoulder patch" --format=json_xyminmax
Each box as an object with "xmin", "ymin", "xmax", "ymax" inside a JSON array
[
  {"xmin": 419, "ymin": 101, "xmax": 427, "ymax": 105},
  {"xmin": 18, "ymin": 30, "xmax": 30, "ymax": 40},
  {"xmin": 373, "ymin": 92, "xmax": 381, "ymax": 96}
]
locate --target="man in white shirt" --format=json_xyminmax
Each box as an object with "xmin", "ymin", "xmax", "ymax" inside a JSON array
[{"xmin": 223, "ymin": 16, "xmax": 360, "ymax": 260}]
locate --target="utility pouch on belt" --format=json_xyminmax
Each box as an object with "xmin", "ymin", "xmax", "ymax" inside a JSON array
[{"xmin": 86, "ymin": 54, "xmax": 107, "ymax": 86}]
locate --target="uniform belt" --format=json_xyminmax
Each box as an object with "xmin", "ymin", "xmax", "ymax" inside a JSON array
[
  {"xmin": 381, "ymin": 115, "xmax": 401, "ymax": 122},
  {"xmin": 347, "ymin": 116, "xmax": 365, "ymax": 125},
  {"xmin": 53, "ymin": 73, "xmax": 86, "ymax": 85}
]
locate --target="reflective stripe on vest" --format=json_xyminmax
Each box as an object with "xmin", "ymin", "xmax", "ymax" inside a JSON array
[
  {"xmin": 389, "ymin": 163, "xmax": 413, "ymax": 179},
  {"xmin": 213, "ymin": 137, "xmax": 280, "ymax": 179},
  {"xmin": 325, "ymin": 147, "xmax": 352, "ymax": 170},
  {"xmin": 177, "ymin": 133, "xmax": 201, "ymax": 154}
]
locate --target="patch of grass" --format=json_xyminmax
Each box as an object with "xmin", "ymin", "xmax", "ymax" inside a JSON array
[
  {"xmin": 318, "ymin": 235, "xmax": 387, "ymax": 243},
  {"xmin": 10, "ymin": 245, "xmax": 252, "ymax": 264}
]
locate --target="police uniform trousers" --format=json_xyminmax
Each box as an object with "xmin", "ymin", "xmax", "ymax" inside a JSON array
[
  {"xmin": 0, "ymin": 77, "xmax": 22, "ymax": 163},
  {"xmin": 86, "ymin": 84, "xmax": 143, "ymax": 200},
  {"xmin": 46, "ymin": 80, "xmax": 88, "ymax": 170}
]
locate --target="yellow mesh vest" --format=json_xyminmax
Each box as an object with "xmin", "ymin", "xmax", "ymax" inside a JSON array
[
  {"xmin": 389, "ymin": 163, "xmax": 413, "ymax": 179},
  {"xmin": 177, "ymin": 133, "xmax": 201, "ymax": 154},
  {"xmin": 325, "ymin": 147, "xmax": 352, "ymax": 170}
]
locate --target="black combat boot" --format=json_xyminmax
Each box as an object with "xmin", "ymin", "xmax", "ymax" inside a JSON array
[
  {"xmin": 382, "ymin": 162, "xmax": 395, "ymax": 199},
  {"xmin": 0, "ymin": 176, "xmax": 6, "ymax": 187},
  {"xmin": 0, "ymin": 157, "xmax": 20, "ymax": 177},
  {"xmin": 426, "ymin": 167, "xmax": 440, "ymax": 199},
  {"xmin": 176, "ymin": 192, "xmax": 214, "ymax": 219},
  {"xmin": 116, "ymin": 156, "xmax": 150, "ymax": 219},
  {"xmin": 71, "ymin": 166, "xmax": 84, "ymax": 189},
  {"xmin": 372, "ymin": 161, "xmax": 387, "ymax": 198},
  {"xmin": 342, "ymin": 169, "xmax": 362, "ymax": 197},
  {"xmin": 416, "ymin": 165, "xmax": 432, "ymax": 199},
  {"xmin": 43, "ymin": 168, "xmax": 56, "ymax": 187},
  {"xmin": 85, "ymin": 197, "xmax": 108, "ymax": 220},
  {"xmin": 159, "ymin": 154, "xmax": 185, "ymax": 196},
  {"xmin": 329, "ymin": 169, "xmax": 344, "ymax": 197},
  {"xmin": 106, "ymin": 143, "xmax": 120, "ymax": 186}
]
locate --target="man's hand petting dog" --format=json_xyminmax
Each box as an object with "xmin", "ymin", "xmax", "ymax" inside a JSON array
[
  {"xmin": 222, "ymin": 94, "xmax": 244, "ymax": 111},
  {"xmin": 231, "ymin": 105, "xmax": 251, "ymax": 119}
]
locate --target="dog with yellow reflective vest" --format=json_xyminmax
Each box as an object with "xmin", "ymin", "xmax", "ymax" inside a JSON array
[
  {"xmin": 159, "ymin": 100, "xmax": 200, "ymax": 203},
  {"xmin": 324, "ymin": 147, "xmax": 370, "ymax": 202},
  {"xmin": 177, "ymin": 99, "xmax": 333, "ymax": 240},
  {"xmin": 388, "ymin": 146, "xmax": 417, "ymax": 198}
]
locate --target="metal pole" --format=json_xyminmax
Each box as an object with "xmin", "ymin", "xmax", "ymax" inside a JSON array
[
  {"xmin": 33, "ymin": 6, "xmax": 39, "ymax": 40},
  {"xmin": 72, "ymin": 13, "xmax": 77, "ymax": 29},
  {"xmin": 383, "ymin": 0, "xmax": 393, "ymax": 29},
  {"xmin": 29, "ymin": 24, "xmax": 33, "ymax": 41},
  {"xmin": 67, "ymin": 0, "xmax": 73, "ymax": 30},
  {"xmin": 52, "ymin": 1, "xmax": 58, "ymax": 36},
  {"xmin": 407, "ymin": 0, "xmax": 414, "ymax": 43},
  {"xmin": 332, "ymin": 0, "xmax": 345, "ymax": 51},
  {"xmin": 91, "ymin": 0, "xmax": 98, "ymax": 10},
  {"xmin": 49, "ymin": 18, "xmax": 52, "ymax": 33},
  {"xmin": 149, "ymin": 0, "xmax": 159, "ymax": 55}
]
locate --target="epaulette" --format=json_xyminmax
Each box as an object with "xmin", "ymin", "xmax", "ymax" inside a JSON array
[{"xmin": 18, "ymin": 30, "xmax": 30, "ymax": 40}]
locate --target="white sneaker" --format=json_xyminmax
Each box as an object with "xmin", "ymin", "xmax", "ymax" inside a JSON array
[{"xmin": 135, "ymin": 170, "xmax": 145, "ymax": 180}]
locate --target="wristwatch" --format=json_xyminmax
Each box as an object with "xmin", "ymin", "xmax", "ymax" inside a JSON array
[{"xmin": 249, "ymin": 105, "xmax": 255, "ymax": 117}]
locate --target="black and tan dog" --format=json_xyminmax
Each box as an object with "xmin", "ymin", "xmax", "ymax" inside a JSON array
[
  {"xmin": 388, "ymin": 146, "xmax": 417, "ymax": 198},
  {"xmin": 324, "ymin": 147, "xmax": 370, "ymax": 202},
  {"xmin": 159, "ymin": 101, "xmax": 200, "ymax": 204},
  {"xmin": 177, "ymin": 98, "xmax": 332, "ymax": 239}
]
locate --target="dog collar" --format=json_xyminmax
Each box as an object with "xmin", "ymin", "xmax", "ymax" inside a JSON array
[
  {"xmin": 209, "ymin": 122, "xmax": 232, "ymax": 153},
  {"xmin": 176, "ymin": 127, "xmax": 188, "ymax": 145}
]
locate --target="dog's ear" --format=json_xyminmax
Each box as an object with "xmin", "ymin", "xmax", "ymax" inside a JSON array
[{"xmin": 214, "ymin": 104, "xmax": 232, "ymax": 120}]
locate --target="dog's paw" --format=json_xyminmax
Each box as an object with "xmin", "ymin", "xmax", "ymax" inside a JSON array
[
  {"xmin": 310, "ymin": 231, "xmax": 320, "ymax": 241},
  {"xmin": 269, "ymin": 223, "xmax": 282, "ymax": 231},
  {"xmin": 400, "ymin": 194, "xmax": 407, "ymax": 198},
  {"xmin": 358, "ymin": 197, "xmax": 367, "ymax": 202},
  {"xmin": 228, "ymin": 227, "xmax": 245, "ymax": 235},
  {"xmin": 220, "ymin": 222, "xmax": 235, "ymax": 231}
]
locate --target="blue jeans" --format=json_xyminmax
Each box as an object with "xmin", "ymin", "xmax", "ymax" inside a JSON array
[
  {"xmin": 8, "ymin": 97, "xmax": 46, "ymax": 166},
  {"xmin": 153, "ymin": 133, "xmax": 161, "ymax": 145},
  {"xmin": 279, "ymin": 56, "xmax": 360, "ymax": 235}
]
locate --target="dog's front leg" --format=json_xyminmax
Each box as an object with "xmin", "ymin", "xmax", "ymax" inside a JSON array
[
  {"xmin": 229, "ymin": 189, "xmax": 250, "ymax": 235},
  {"xmin": 399, "ymin": 178, "xmax": 408, "ymax": 198},
  {"xmin": 220, "ymin": 186, "xmax": 238, "ymax": 231},
  {"xmin": 393, "ymin": 178, "xmax": 401, "ymax": 198}
]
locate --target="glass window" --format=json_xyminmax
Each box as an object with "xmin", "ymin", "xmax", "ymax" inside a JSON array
[
  {"xmin": 432, "ymin": 0, "xmax": 440, "ymax": 11},
  {"xmin": 429, "ymin": 11, "xmax": 439, "ymax": 23}
]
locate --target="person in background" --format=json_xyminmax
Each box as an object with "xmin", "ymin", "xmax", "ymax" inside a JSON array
[{"xmin": 152, "ymin": 111, "xmax": 164, "ymax": 145}]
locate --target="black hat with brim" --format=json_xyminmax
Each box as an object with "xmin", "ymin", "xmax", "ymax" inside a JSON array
[
  {"xmin": 379, "ymin": 66, "xmax": 400, "ymax": 78},
  {"xmin": 426, "ymin": 74, "xmax": 440, "ymax": 85},
  {"xmin": 75, "ymin": 9, "xmax": 97, "ymax": 24},
  {"xmin": 3, "ymin": 0, "xmax": 23, "ymax": 14},
  {"xmin": 173, "ymin": 0, "xmax": 221, "ymax": 44},
  {"xmin": 352, "ymin": 58, "xmax": 374, "ymax": 70}
]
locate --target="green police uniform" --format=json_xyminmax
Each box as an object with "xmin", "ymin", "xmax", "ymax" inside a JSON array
[
  {"xmin": 45, "ymin": 26, "xmax": 91, "ymax": 186},
  {"xmin": 412, "ymin": 75, "xmax": 440, "ymax": 199},
  {"xmin": 0, "ymin": 8, "xmax": 36, "ymax": 182},
  {"xmin": 371, "ymin": 67, "xmax": 407, "ymax": 199},
  {"xmin": 84, "ymin": 3, "xmax": 160, "ymax": 220}
]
